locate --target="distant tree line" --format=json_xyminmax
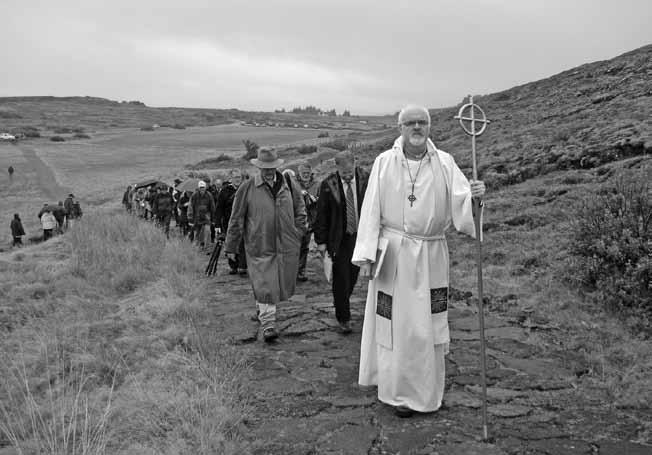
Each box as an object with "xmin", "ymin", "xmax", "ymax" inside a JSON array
[{"xmin": 274, "ymin": 106, "xmax": 351, "ymax": 117}]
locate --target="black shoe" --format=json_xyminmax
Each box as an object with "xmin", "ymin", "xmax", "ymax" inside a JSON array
[
  {"xmin": 229, "ymin": 268, "xmax": 238, "ymax": 275},
  {"xmin": 238, "ymin": 268, "xmax": 248, "ymax": 276},
  {"xmin": 394, "ymin": 406, "xmax": 414, "ymax": 418},
  {"xmin": 338, "ymin": 320, "xmax": 352, "ymax": 334},
  {"xmin": 262, "ymin": 326, "xmax": 278, "ymax": 342},
  {"xmin": 297, "ymin": 274, "xmax": 308, "ymax": 282}
]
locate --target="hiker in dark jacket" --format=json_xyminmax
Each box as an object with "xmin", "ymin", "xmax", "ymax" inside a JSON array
[
  {"xmin": 188, "ymin": 180, "xmax": 215, "ymax": 251},
  {"xmin": 64, "ymin": 194, "xmax": 74, "ymax": 228},
  {"xmin": 11, "ymin": 213, "xmax": 25, "ymax": 247},
  {"xmin": 52, "ymin": 202, "xmax": 66, "ymax": 234},
  {"xmin": 122, "ymin": 185, "xmax": 133, "ymax": 212},
  {"xmin": 152, "ymin": 184, "xmax": 175, "ymax": 238},
  {"xmin": 296, "ymin": 162, "xmax": 321, "ymax": 281},
  {"xmin": 208, "ymin": 180, "xmax": 221, "ymax": 243},
  {"xmin": 177, "ymin": 191, "xmax": 191, "ymax": 237},
  {"xmin": 216, "ymin": 169, "xmax": 246, "ymax": 274}
]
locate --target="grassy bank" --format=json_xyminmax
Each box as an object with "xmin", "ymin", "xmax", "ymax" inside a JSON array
[{"xmin": 0, "ymin": 211, "xmax": 251, "ymax": 454}]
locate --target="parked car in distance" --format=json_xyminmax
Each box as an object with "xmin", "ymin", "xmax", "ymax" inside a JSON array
[{"xmin": 0, "ymin": 133, "xmax": 16, "ymax": 141}]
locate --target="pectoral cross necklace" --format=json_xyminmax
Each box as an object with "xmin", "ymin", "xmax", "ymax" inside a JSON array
[{"xmin": 405, "ymin": 151, "xmax": 426, "ymax": 207}]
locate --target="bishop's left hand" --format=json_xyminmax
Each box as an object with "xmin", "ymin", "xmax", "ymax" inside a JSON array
[{"xmin": 470, "ymin": 180, "xmax": 486, "ymax": 199}]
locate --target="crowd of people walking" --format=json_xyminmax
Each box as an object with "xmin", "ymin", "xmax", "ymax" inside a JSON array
[
  {"xmin": 9, "ymin": 193, "xmax": 83, "ymax": 247},
  {"xmin": 118, "ymin": 104, "xmax": 486, "ymax": 419}
]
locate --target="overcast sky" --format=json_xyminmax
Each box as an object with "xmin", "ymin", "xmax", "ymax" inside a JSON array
[{"xmin": 2, "ymin": 0, "xmax": 650, "ymax": 115}]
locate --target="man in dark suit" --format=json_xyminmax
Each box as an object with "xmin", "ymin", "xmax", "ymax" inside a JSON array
[{"xmin": 314, "ymin": 150, "xmax": 369, "ymax": 334}]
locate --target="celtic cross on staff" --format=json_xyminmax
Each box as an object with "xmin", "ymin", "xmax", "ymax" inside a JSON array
[{"xmin": 455, "ymin": 95, "xmax": 492, "ymax": 442}]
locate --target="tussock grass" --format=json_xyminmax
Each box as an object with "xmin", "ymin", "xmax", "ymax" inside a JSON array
[
  {"xmin": 1, "ymin": 209, "xmax": 251, "ymax": 453},
  {"xmin": 0, "ymin": 342, "xmax": 115, "ymax": 455}
]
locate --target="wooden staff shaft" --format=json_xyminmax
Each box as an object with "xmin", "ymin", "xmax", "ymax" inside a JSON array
[
  {"xmin": 469, "ymin": 95, "xmax": 488, "ymax": 440},
  {"xmin": 474, "ymin": 197, "xmax": 489, "ymax": 441}
]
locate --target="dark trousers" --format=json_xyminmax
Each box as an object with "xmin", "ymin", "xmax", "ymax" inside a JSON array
[
  {"xmin": 298, "ymin": 231, "xmax": 311, "ymax": 276},
  {"xmin": 157, "ymin": 213, "xmax": 172, "ymax": 237},
  {"xmin": 332, "ymin": 233, "xmax": 359, "ymax": 323},
  {"xmin": 228, "ymin": 239, "xmax": 247, "ymax": 271},
  {"xmin": 43, "ymin": 229, "xmax": 53, "ymax": 241},
  {"xmin": 12, "ymin": 236, "xmax": 22, "ymax": 246}
]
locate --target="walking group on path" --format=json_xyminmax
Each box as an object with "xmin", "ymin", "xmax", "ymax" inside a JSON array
[
  {"xmin": 122, "ymin": 105, "xmax": 486, "ymax": 419},
  {"xmin": 9, "ymin": 193, "xmax": 83, "ymax": 247}
]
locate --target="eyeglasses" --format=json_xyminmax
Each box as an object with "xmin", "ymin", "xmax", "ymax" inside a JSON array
[{"xmin": 402, "ymin": 119, "xmax": 429, "ymax": 128}]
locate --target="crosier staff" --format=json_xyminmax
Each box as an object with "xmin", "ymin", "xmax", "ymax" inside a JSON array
[{"xmin": 455, "ymin": 95, "xmax": 491, "ymax": 441}]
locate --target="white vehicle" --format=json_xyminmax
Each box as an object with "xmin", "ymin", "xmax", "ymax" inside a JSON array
[{"xmin": 0, "ymin": 133, "xmax": 16, "ymax": 141}]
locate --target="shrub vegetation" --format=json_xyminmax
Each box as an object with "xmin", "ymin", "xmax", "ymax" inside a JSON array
[
  {"xmin": 241, "ymin": 139, "xmax": 259, "ymax": 160},
  {"xmin": 297, "ymin": 145, "xmax": 317, "ymax": 155},
  {"xmin": 569, "ymin": 169, "xmax": 651, "ymax": 331}
]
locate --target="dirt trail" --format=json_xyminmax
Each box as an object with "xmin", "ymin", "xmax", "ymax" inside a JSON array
[
  {"xmin": 200, "ymin": 255, "xmax": 651, "ymax": 455},
  {"xmin": 17, "ymin": 144, "xmax": 70, "ymax": 200}
]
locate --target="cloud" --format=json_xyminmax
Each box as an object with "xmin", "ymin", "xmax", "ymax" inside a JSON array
[{"xmin": 130, "ymin": 37, "xmax": 392, "ymax": 112}]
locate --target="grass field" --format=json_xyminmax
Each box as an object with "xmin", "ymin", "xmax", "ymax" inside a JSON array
[{"xmin": 0, "ymin": 124, "xmax": 346, "ymax": 248}]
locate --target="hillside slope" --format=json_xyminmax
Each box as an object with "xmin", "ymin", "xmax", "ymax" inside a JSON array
[{"xmin": 349, "ymin": 44, "xmax": 651, "ymax": 187}]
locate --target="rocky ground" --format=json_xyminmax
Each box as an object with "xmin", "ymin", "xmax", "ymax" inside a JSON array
[{"xmin": 196, "ymin": 254, "xmax": 651, "ymax": 455}]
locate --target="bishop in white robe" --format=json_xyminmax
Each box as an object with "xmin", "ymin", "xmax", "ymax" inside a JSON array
[{"xmin": 352, "ymin": 105, "xmax": 485, "ymax": 416}]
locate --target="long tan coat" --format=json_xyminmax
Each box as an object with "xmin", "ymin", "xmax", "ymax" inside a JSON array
[{"xmin": 225, "ymin": 172, "xmax": 307, "ymax": 304}]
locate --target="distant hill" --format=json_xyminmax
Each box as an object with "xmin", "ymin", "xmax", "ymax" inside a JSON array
[
  {"xmin": 0, "ymin": 96, "xmax": 390, "ymax": 135},
  {"xmin": 352, "ymin": 44, "xmax": 651, "ymax": 188}
]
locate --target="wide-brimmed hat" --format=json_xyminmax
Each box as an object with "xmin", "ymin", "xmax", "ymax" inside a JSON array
[{"xmin": 250, "ymin": 147, "xmax": 284, "ymax": 169}]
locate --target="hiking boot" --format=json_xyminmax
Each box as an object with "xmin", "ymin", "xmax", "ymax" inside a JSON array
[
  {"xmin": 297, "ymin": 273, "xmax": 308, "ymax": 282},
  {"xmin": 228, "ymin": 268, "xmax": 238, "ymax": 275},
  {"xmin": 262, "ymin": 326, "xmax": 278, "ymax": 342},
  {"xmin": 238, "ymin": 268, "xmax": 248, "ymax": 276},
  {"xmin": 394, "ymin": 405, "xmax": 414, "ymax": 418},
  {"xmin": 338, "ymin": 320, "xmax": 352, "ymax": 334}
]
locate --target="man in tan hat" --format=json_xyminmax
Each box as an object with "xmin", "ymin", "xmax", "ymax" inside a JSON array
[{"xmin": 225, "ymin": 147, "xmax": 307, "ymax": 342}]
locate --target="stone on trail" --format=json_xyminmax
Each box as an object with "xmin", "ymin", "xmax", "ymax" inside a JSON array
[
  {"xmin": 384, "ymin": 425, "xmax": 438, "ymax": 455},
  {"xmin": 465, "ymin": 385, "xmax": 527, "ymax": 402},
  {"xmin": 430, "ymin": 441, "xmax": 507, "ymax": 455},
  {"xmin": 598, "ymin": 441, "xmax": 652, "ymax": 454},
  {"xmin": 488, "ymin": 404, "xmax": 531, "ymax": 418},
  {"xmin": 452, "ymin": 315, "xmax": 511, "ymax": 331},
  {"xmin": 527, "ymin": 438, "xmax": 593, "ymax": 454},
  {"xmin": 497, "ymin": 355, "xmax": 572, "ymax": 378},
  {"xmin": 282, "ymin": 319, "xmax": 328, "ymax": 336},
  {"xmin": 328, "ymin": 394, "xmax": 377, "ymax": 408},
  {"xmin": 445, "ymin": 390, "xmax": 483, "ymax": 408},
  {"xmin": 318, "ymin": 423, "xmax": 378, "ymax": 454}
]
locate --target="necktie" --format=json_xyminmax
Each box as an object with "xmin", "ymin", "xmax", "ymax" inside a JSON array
[{"xmin": 345, "ymin": 181, "xmax": 356, "ymax": 234}]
